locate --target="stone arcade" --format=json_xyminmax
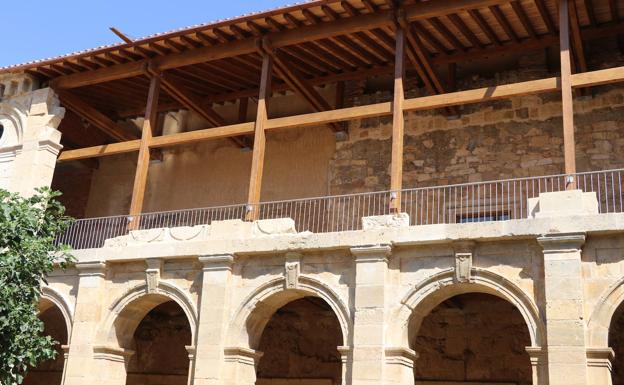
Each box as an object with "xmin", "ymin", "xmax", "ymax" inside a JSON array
[{"xmin": 3, "ymin": 0, "xmax": 624, "ymax": 384}]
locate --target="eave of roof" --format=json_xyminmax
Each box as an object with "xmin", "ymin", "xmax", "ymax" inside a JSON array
[{"xmin": 0, "ymin": 0, "xmax": 334, "ymax": 73}]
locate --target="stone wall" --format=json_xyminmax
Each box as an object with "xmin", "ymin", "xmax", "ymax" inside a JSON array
[
  {"xmin": 330, "ymin": 52, "xmax": 624, "ymax": 194},
  {"xmin": 256, "ymin": 297, "xmax": 343, "ymax": 385},
  {"xmin": 126, "ymin": 301, "xmax": 192, "ymax": 385},
  {"xmin": 23, "ymin": 306, "xmax": 67, "ymax": 385},
  {"xmin": 412, "ymin": 293, "xmax": 532, "ymax": 385}
]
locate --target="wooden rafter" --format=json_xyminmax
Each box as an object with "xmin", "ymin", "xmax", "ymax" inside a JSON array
[
  {"xmin": 57, "ymin": 91, "xmax": 136, "ymax": 142},
  {"xmin": 510, "ymin": 1, "xmax": 537, "ymax": 39},
  {"xmin": 534, "ymin": 0, "xmax": 556, "ymax": 35},
  {"xmin": 51, "ymin": 0, "xmax": 518, "ymax": 89},
  {"xmin": 468, "ymin": 9, "xmax": 501, "ymax": 46},
  {"xmin": 569, "ymin": 0, "xmax": 588, "ymax": 73},
  {"xmin": 489, "ymin": 5, "xmax": 520, "ymax": 43},
  {"xmin": 265, "ymin": 43, "xmax": 343, "ymax": 132}
]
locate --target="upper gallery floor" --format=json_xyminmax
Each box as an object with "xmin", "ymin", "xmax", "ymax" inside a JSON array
[{"xmin": 1, "ymin": 0, "xmax": 624, "ymax": 248}]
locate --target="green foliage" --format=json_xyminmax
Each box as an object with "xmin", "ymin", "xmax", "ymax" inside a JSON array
[{"xmin": 0, "ymin": 187, "xmax": 73, "ymax": 384}]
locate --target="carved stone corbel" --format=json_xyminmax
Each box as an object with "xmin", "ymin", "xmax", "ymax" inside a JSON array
[
  {"xmin": 284, "ymin": 252, "xmax": 301, "ymax": 290},
  {"xmin": 145, "ymin": 258, "xmax": 163, "ymax": 293},
  {"xmin": 453, "ymin": 241, "xmax": 476, "ymax": 283}
]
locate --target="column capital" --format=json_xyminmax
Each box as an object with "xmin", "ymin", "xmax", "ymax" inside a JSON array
[
  {"xmin": 92, "ymin": 345, "xmax": 135, "ymax": 364},
  {"xmin": 198, "ymin": 254, "xmax": 235, "ymax": 271},
  {"xmin": 350, "ymin": 244, "xmax": 392, "ymax": 263},
  {"xmin": 537, "ymin": 232, "xmax": 586, "ymax": 253},
  {"xmin": 75, "ymin": 261, "xmax": 107, "ymax": 277},
  {"xmin": 586, "ymin": 347, "xmax": 615, "ymax": 370},
  {"xmin": 223, "ymin": 347, "xmax": 264, "ymax": 366},
  {"xmin": 385, "ymin": 347, "xmax": 418, "ymax": 369}
]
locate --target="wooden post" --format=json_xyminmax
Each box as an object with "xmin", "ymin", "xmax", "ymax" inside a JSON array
[
  {"xmin": 128, "ymin": 74, "xmax": 160, "ymax": 229},
  {"xmin": 245, "ymin": 53, "xmax": 272, "ymax": 221},
  {"xmin": 390, "ymin": 25, "xmax": 406, "ymax": 211},
  {"xmin": 560, "ymin": 0, "xmax": 577, "ymax": 189}
]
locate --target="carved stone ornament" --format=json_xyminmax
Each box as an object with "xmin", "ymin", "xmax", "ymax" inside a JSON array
[
  {"xmin": 455, "ymin": 252, "xmax": 473, "ymax": 283},
  {"xmin": 145, "ymin": 258, "xmax": 163, "ymax": 293},
  {"xmin": 284, "ymin": 253, "xmax": 301, "ymax": 289}
]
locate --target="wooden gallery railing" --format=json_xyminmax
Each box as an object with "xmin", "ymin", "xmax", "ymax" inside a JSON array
[
  {"xmin": 54, "ymin": 0, "xmax": 624, "ymax": 229},
  {"xmin": 56, "ymin": 169, "xmax": 624, "ymax": 249}
]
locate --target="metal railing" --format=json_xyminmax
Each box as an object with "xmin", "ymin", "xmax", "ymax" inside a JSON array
[{"xmin": 57, "ymin": 169, "xmax": 624, "ymax": 249}]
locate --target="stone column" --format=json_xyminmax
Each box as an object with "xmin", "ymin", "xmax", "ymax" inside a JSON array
[
  {"xmin": 350, "ymin": 245, "xmax": 391, "ymax": 385},
  {"xmin": 338, "ymin": 346, "xmax": 353, "ymax": 385},
  {"xmin": 193, "ymin": 254, "xmax": 235, "ymax": 385},
  {"xmin": 538, "ymin": 233, "xmax": 588, "ymax": 385},
  {"xmin": 223, "ymin": 347, "xmax": 263, "ymax": 385},
  {"xmin": 63, "ymin": 261, "xmax": 108, "ymax": 385},
  {"xmin": 586, "ymin": 348, "xmax": 614, "ymax": 385},
  {"xmin": 384, "ymin": 347, "xmax": 417, "ymax": 385},
  {"xmin": 526, "ymin": 346, "xmax": 549, "ymax": 385}
]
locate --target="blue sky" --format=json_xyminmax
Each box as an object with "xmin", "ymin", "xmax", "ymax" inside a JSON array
[{"xmin": 1, "ymin": 0, "xmax": 290, "ymax": 67}]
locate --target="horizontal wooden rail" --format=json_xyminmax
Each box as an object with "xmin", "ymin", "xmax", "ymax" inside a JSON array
[{"xmin": 57, "ymin": 65, "xmax": 624, "ymax": 162}]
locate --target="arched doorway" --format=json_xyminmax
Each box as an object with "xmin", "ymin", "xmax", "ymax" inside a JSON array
[
  {"xmin": 255, "ymin": 297, "xmax": 344, "ymax": 385},
  {"xmin": 123, "ymin": 300, "xmax": 192, "ymax": 385},
  {"xmin": 23, "ymin": 300, "xmax": 69, "ymax": 385},
  {"xmin": 609, "ymin": 301, "xmax": 624, "ymax": 384},
  {"xmin": 410, "ymin": 293, "xmax": 532, "ymax": 385}
]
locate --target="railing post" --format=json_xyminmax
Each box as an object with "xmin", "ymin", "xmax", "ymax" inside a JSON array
[
  {"xmin": 128, "ymin": 71, "xmax": 161, "ymax": 229},
  {"xmin": 559, "ymin": 0, "xmax": 577, "ymax": 190},
  {"xmin": 390, "ymin": 21, "xmax": 406, "ymax": 212},
  {"xmin": 246, "ymin": 45, "xmax": 272, "ymax": 221}
]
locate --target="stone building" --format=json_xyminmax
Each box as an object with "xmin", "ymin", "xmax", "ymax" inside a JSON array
[{"xmin": 2, "ymin": 0, "xmax": 624, "ymax": 384}]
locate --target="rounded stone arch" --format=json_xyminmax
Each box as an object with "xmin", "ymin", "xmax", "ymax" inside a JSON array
[
  {"xmin": 226, "ymin": 275, "xmax": 351, "ymax": 350},
  {"xmin": 587, "ymin": 276, "xmax": 624, "ymax": 347},
  {"xmin": 97, "ymin": 281, "xmax": 198, "ymax": 350},
  {"xmin": 387, "ymin": 268, "xmax": 545, "ymax": 350},
  {"xmin": 0, "ymin": 103, "xmax": 26, "ymax": 148},
  {"xmin": 40, "ymin": 286, "xmax": 74, "ymax": 342}
]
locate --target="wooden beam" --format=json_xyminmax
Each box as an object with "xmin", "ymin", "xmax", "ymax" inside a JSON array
[
  {"xmin": 57, "ymin": 64, "xmax": 624, "ymax": 163},
  {"xmin": 559, "ymin": 0, "xmax": 577, "ymax": 187},
  {"xmin": 246, "ymin": 53, "xmax": 272, "ymax": 221},
  {"xmin": 57, "ymin": 91, "xmax": 136, "ymax": 142},
  {"xmin": 390, "ymin": 25, "xmax": 405, "ymax": 211},
  {"xmin": 128, "ymin": 74, "xmax": 160, "ymax": 227}
]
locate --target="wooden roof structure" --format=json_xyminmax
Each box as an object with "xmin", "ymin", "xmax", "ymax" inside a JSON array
[{"xmin": 2, "ymin": 0, "xmax": 624, "ymax": 151}]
